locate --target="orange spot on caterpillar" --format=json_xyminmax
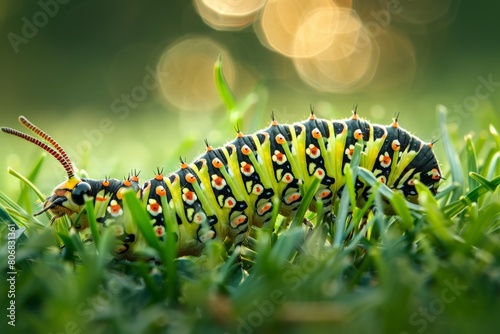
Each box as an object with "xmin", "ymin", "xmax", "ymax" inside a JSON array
[
  {"xmin": 155, "ymin": 174, "xmax": 164, "ymax": 181},
  {"xmin": 316, "ymin": 190, "xmax": 331, "ymax": 199},
  {"xmin": 154, "ymin": 225, "xmax": 165, "ymax": 237},
  {"xmin": 272, "ymin": 150, "xmax": 286, "ymax": 164},
  {"xmin": 102, "ymin": 180, "xmax": 110, "ymax": 187},
  {"xmin": 241, "ymin": 145, "xmax": 251, "ymax": 155},
  {"xmin": 147, "ymin": 198, "xmax": 163, "ymax": 216},
  {"xmin": 314, "ymin": 168, "xmax": 325, "ymax": 179},
  {"xmin": 182, "ymin": 189, "xmax": 196, "ymax": 202},
  {"xmin": 96, "ymin": 196, "xmax": 107, "ymax": 202},
  {"xmin": 110, "ymin": 205, "xmax": 121, "ymax": 214},
  {"xmin": 431, "ymin": 168, "xmax": 441, "ymax": 180},
  {"xmin": 282, "ymin": 172, "xmax": 293, "ymax": 183},
  {"xmin": 345, "ymin": 144, "xmax": 355, "ymax": 159},
  {"xmin": 149, "ymin": 202, "xmax": 161, "ymax": 213},
  {"xmin": 392, "ymin": 140, "xmax": 401, "ymax": 151},
  {"xmin": 123, "ymin": 180, "xmax": 132, "ymax": 187},
  {"xmin": 306, "ymin": 144, "xmax": 319, "ymax": 158},
  {"xmin": 213, "ymin": 176, "xmax": 224, "ymax": 187},
  {"xmin": 230, "ymin": 214, "xmax": 247, "ymax": 228},
  {"xmin": 354, "ymin": 129, "xmax": 363, "ymax": 141},
  {"xmin": 108, "ymin": 200, "xmax": 123, "ymax": 216},
  {"xmin": 253, "ymin": 184, "xmax": 263, "ymax": 194},
  {"xmin": 285, "ymin": 193, "xmax": 300, "ymax": 204},
  {"xmin": 257, "ymin": 202, "xmax": 272, "ymax": 215},
  {"xmin": 212, "ymin": 158, "xmax": 223, "ymax": 168},
  {"xmin": 156, "ymin": 186, "xmax": 167, "ymax": 196},
  {"xmin": 241, "ymin": 162, "xmax": 253, "ymax": 174},
  {"xmin": 275, "ymin": 134, "xmax": 286, "ymax": 145},
  {"xmin": 379, "ymin": 152, "xmax": 391, "ymax": 167},
  {"xmin": 185, "ymin": 173, "xmax": 196, "ymax": 184},
  {"xmin": 312, "ymin": 128, "xmax": 321, "ymax": 139}
]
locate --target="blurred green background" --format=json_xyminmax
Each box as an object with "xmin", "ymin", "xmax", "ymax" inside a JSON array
[
  {"xmin": 1, "ymin": 2, "xmax": 500, "ymax": 334},
  {"xmin": 0, "ymin": 0, "xmax": 499, "ymax": 193}
]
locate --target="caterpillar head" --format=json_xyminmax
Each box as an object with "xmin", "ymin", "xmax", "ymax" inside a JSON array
[
  {"xmin": 2, "ymin": 116, "xmax": 91, "ymax": 222},
  {"xmin": 39, "ymin": 176, "xmax": 92, "ymax": 223}
]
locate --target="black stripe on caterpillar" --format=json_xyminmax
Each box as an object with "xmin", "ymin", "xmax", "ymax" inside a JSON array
[{"xmin": 1, "ymin": 109, "xmax": 442, "ymax": 258}]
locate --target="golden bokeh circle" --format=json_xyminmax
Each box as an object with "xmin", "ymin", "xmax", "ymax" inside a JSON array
[{"xmin": 157, "ymin": 37, "xmax": 235, "ymax": 112}]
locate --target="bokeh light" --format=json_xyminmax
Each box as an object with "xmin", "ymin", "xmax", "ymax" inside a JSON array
[
  {"xmin": 194, "ymin": 0, "xmax": 267, "ymax": 30},
  {"xmin": 292, "ymin": 5, "xmax": 340, "ymax": 58},
  {"xmin": 389, "ymin": 0, "xmax": 455, "ymax": 25},
  {"xmin": 157, "ymin": 37, "xmax": 235, "ymax": 112},
  {"xmin": 256, "ymin": 0, "xmax": 340, "ymax": 58},
  {"xmin": 365, "ymin": 29, "xmax": 416, "ymax": 96},
  {"xmin": 293, "ymin": 9, "xmax": 379, "ymax": 93},
  {"xmin": 248, "ymin": 0, "xmax": 459, "ymax": 93}
]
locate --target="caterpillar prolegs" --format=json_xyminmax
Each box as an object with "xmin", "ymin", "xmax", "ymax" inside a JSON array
[{"xmin": 2, "ymin": 109, "xmax": 442, "ymax": 259}]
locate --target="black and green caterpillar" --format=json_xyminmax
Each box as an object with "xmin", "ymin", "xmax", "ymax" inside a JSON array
[{"xmin": 2, "ymin": 108, "xmax": 442, "ymax": 259}]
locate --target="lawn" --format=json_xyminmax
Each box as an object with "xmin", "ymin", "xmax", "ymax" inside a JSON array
[
  {"xmin": 1, "ymin": 60, "xmax": 500, "ymax": 334},
  {"xmin": 1, "ymin": 2, "xmax": 500, "ymax": 334}
]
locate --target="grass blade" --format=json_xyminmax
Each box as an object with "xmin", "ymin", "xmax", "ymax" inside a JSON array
[
  {"xmin": 465, "ymin": 134, "xmax": 478, "ymax": 191},
  {"xmin": 486, "ymin": 152, "xmax": 500, "ymax": 180},
  {"xmin": 443, "ymin": 175, "xmax": 500, "ymax": 217},
  {"xmin": 16, "ymin": 153, "xmax": 45, "ymax": 207},
  {"xmin": 490, "ymin": 124, "xmax": 500, "ymax": 149},
  {"xmin": 84, "ymin": 195, "xmax": 100, "ymax": 247},
  {"xmin": 8, "ymin": 167, "xmax": 45, "ymax": 202},
  {"xmin": 357, "ymin": 167, "xmax": 423, "ymax": 212},
  {"xmin": 289, "ymin": 175, "xmax": 321, "ymax": 229},
  {"xmin": 214, "ymin": 54, "xmax": 237, "ymax": 115},
  {"xmin": 333, "ymin": 142, "xmax": 362, "ymax": 247},
  {"xmin": 122, "ymin": 190, "xmax": 161, "ymax": 258},
  {"xmin": 437, "ymin": 104, "xmax": 464, "ymax": 202}
]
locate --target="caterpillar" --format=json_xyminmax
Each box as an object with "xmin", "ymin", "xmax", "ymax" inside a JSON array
[{"xmin": 2, "ymin": 108, "xmax": 442, "ymax": 259}]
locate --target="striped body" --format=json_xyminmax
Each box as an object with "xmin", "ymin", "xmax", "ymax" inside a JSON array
[{"xmin": 72, "ymin": 113, "xmax": 441, "ymax": 259}]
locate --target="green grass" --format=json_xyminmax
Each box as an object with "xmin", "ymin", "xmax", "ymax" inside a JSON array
[{"xmin": 1, "ymin": 62, "xmax": 500, "ymax": 334}]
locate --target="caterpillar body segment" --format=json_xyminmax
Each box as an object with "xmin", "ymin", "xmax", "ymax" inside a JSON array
[{"xmin": 1, "ymin": 110, "xmax": 442, "ymax": 259}]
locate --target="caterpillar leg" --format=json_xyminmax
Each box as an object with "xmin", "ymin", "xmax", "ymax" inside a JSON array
[{"xmin": 302, "ymin": 217, "xmax": 314, "ymax": 239}]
